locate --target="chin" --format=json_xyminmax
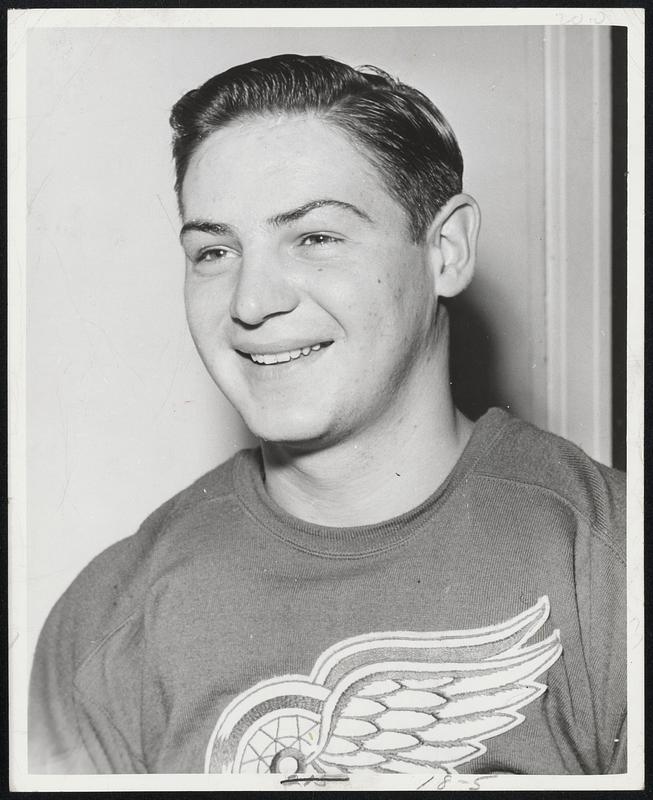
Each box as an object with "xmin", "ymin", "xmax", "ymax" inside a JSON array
[{"xmin": 243, "ymin": 408, "xmax": 333, "ymax": 448}]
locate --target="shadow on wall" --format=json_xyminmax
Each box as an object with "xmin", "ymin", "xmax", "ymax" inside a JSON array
[{"xmin": 444, "ymin": 293, "xmax": 507, "ymax": 422}]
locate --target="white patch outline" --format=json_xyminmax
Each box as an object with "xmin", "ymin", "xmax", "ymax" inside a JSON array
[
  {"xmin": 234, "ymin": 706, "xmax": 322, "ymax": 774},
  {"xmin": 204, "ymin": 596, "xmax": 562, "ymax": 774}
]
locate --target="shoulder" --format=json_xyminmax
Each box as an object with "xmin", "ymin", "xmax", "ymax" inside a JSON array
[
  {"xmin": 472, "ymin": 410, "xmax": 625, "ymax": 562},
  {"xmin": 44, "ymin": 450, "xmax": 255, "ymax": 669}
]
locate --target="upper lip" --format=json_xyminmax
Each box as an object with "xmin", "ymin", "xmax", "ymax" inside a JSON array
[{"xmin": 234, "ymin": 339, "xmax": 333, "ymax": 355}]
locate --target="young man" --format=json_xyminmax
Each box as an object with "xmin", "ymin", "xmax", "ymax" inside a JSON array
[{"xmin": 29, "ymin": 54, "xmax": 625, "ymax": 776}]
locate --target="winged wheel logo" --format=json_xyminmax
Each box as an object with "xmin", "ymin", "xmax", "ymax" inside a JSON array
[{"xmin": 205, "ymin": 596, "xmax": 561, "ymax": 774}]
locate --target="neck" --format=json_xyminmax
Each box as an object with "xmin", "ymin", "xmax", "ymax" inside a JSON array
[{"xmin": 261, "ymin": 330, "xmax": 473, "ymax": 527}]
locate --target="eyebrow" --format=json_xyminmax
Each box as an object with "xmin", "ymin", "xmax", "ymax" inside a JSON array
[
  {"xmin": 267, "ymin": 199, "xmax": 373, "ymax": 227},
  {"xmin": 179, "ymin": 199, "xmax": 372, "ymax": 240},
  {"xmin": 179, "ymin": 220, "xmax": 235, "ymax": 240}
]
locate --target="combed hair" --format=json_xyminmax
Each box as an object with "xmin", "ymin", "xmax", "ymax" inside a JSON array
[{"xmin": 170, "ymin": 54, "xmax": 463, "ymax": 242}]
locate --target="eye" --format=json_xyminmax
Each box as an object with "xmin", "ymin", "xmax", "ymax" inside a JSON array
[
  {"xmin": 196, "ymin": 247, "xmax": 235, "ymax": 263},
  {"xmin": 299, "ymin": 233, "xmax": 342, "ymax": 248},
  {"xmin": 189, "ymin": 245, "xmax": 240, "ymax": 276}
]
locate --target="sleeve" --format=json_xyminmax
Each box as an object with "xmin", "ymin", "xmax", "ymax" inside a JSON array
[
  {"xmin": 28, "ymin": 481, "xmax": 190, "ymax": 773},
  {"xmin": 606, "ymin": 711, "xmax": 627, "ymax": 773},
  {"xmin": 29, "ymin": 590, "xmax": 99, "ymax": 773},
  {"xmin": 29, "ymin": 588, "xmax": 148, "ymax": 774},
  {"xmin": 576, "ymin": 464, "xmax": 627, "ymax": 774},
  {"xmin": 28, "ymin": 531, "xmax": 160, "ymax": 773},
  {"xmin": 590, "ymin": 548, "xmax": 627, "ymax": 775}
]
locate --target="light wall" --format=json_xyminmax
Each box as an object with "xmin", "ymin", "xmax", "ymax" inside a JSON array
[{"xmin": 25, "ymin": 26, "xmax": 612, "ymax": 661}]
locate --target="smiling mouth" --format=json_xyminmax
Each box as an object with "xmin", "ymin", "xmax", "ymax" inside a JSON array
[{"xmin": 237, "ymin": 341, "xmax": 333, "ymax": 365}]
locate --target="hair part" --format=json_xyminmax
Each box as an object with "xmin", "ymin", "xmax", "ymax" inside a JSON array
[{"xmin": 170, "ymin": 54, "xmax": 463, "ymax": 242}]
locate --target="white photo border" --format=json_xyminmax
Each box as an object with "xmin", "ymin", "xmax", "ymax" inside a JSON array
[{"xmin": 8, "ymin": 6, "xmax": 644, "ymax": 792}]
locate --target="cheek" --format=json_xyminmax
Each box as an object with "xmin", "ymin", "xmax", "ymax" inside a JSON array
[
  {"xmin": 184, "ymin": 278, "xmax": 231, "ymax": 337},
  {"xmin": 369, "ymin": 269, "xmax": 434, "ymax": 349},
  {"xmin": 318, "ymin": 277, "xmax": 389, "ymax": 339}
]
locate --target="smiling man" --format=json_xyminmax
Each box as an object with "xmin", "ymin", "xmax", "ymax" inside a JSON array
[{"xmin": 30, "ymin": 54, "xmax": 626, "ymax": 776}]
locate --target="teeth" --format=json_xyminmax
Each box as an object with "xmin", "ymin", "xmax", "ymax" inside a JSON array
[{"xmin": 249, "ymin": 343, "xmax": 328, "ymax": 365}]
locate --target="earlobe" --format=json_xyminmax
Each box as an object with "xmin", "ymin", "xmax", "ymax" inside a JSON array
[{"xmin": 428, "ymin": 193, "xmax": 481, "ymax": 298}]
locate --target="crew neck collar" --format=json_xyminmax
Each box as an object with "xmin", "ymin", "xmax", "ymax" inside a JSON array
[{"xmin": 232, "ymin": 407, "xmax": 511, "ymax": 558}]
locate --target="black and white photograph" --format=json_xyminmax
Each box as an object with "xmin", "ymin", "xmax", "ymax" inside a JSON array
[{"xmin": 8, "ymin": 7, "xmax": 644, "ymax": 791}]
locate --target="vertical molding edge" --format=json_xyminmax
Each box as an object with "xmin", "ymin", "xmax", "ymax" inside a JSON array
[
  {"xmin": 543, "ymin": 26, "xmax": 612, "ymax": 463},
  {"xmin": 543, "ymin": 26, "xmax": 567, "ymax": 439}
]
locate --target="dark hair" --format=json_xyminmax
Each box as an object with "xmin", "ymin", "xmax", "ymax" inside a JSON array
[{"xmin": 170, "ymin": 54, "xmax": 463, "ymax": 242}]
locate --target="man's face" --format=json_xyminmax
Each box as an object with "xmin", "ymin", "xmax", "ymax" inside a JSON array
[{"xmin": 180, "ymin": 114, "xmax": 440, "ymax": 447}]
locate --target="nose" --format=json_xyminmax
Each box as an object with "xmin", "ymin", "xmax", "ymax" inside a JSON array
[{"xmin": 230, "ymin": 248, "xmax": 300, "ymax": 326}]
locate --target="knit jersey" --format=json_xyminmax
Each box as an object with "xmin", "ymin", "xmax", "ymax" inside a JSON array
[{"xmin": 29, "ymin": 409, "xmax": 626, "ymax": 775}]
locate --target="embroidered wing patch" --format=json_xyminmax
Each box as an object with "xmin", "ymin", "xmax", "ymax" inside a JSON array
[{"xmin": 205, "ymin": 596, "xmax": 562, "ymax": 774}]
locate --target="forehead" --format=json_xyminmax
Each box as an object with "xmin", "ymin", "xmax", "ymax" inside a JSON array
[{"xmin": 180, "ymin": 114, "xmax": 397, "ymax": 221}]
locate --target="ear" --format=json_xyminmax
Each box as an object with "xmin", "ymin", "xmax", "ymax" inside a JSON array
[{"xmin": 426, "ymin": 193, "xmax": 481, "ymax": 298}]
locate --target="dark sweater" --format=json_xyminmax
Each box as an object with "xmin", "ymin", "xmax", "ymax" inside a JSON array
[{"xmin": 29, "ymin": 409, "xmax": 626, "ymax": 775}]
